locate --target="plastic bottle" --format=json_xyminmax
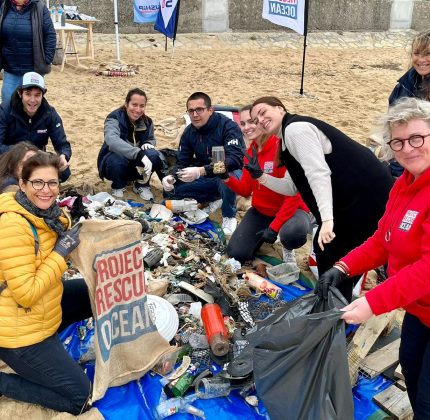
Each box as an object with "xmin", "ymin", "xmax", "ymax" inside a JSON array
[
  {"xmin": 201, "ymin": 303, "xmax": 229, "ymax": 356},
  {"xmin": 50, "ymin": 5, "xmax": 57, "ymax": 24},
  {"xmin": 154, "ymin": 396, "xmax": 205, "ymax": 419},
  {"xmin": 60, "ymin": 6, "xmax": 66, "ymax": 26},
  {"xmin": 57, "ymin": 5, "xmax": 63, "ymax": 24},
  {"xmin": 244, "ymin": 272, "xmax": 282, "ymax": 299},
  {"xmin": 195, "ymin": 376, "xmax": 231, "ymax": 399},
  {"xmin": 165, "ymin": 199, "xmax": 198, "ymax": 213},
  {"xmin": 172, "ymin": 363, "xmax": 199, "ymax": 397}
]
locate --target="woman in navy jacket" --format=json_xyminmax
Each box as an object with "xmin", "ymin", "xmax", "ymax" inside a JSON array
[{"xmin": 0, "ymin": 0, "xmax": 56, "ymax": 105}]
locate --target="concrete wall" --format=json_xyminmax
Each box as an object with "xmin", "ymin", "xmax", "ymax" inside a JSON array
[{"xmin": 70, "ymin": 0, "xmax": 430, "ymax": 34}]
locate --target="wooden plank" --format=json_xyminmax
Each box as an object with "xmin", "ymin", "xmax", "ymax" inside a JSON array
[
  {"xmin": 395, "ymin": 380, "xmax": 407, "ymax": 391},
  {"xmin": 373, "ymin": 385, "xmax": 413, "ymax": 420},
  {"xmin": 361, "ymin": 338, "xmax": 401, "ymax": 378},
  {"xmin": 395, "ymin": 363, "xmax": 405, "ymax": 380},
  {"xmin": 348, "ymin": 311, "xmax": 396, "ymax": 384}
]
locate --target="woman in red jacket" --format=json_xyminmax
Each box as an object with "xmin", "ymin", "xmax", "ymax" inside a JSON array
[
  {"xmin": 225, "ymin": 105, "xmax": 310, "ymax": 264},
  {"xmin": 315, "ymin": 98, "xmax": 430, "ymax": 417}
]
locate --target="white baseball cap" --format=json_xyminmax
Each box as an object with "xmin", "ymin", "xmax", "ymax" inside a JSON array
[{"xmin": 21, "ymin": 72, "xmax": 46, "ymax": 93}]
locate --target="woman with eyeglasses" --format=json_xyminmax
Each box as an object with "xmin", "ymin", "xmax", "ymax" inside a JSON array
[
  {"xmin": 0, "ymin": 152, "xmax": 92, "ymax": 414},
  {"xmin": 248, "ymin": 96, "xmax": 393, "ymax": 301},
  {"xmin": 225, "ymin": 105, "xmax": 310, "ymax": 265},
  {"xmin": 316, "ymin": 97, "xmax": 430, "ymax": 417}
]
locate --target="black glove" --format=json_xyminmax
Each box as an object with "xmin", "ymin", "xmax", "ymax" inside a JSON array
[
  {"xmin": 203, "ymin": 162, "xmax": 214, "ymax": 177},
  {"xmin": 314, "ymin": 267, "xmax": 347, "ymax": 300},
  {"xmin": 54, "ymin": 223, "xmax": 82, "ymax": 258},
  {"xmin": 260, "ymin": 227, "xmax": 278, "ymax": 244},
  {"xmin": 243, "ymin": 146, "xmax": 263, "ymax": 179}
]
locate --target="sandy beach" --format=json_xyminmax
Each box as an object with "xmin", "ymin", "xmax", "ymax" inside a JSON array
[{"xmin": 0, "ymin": 30, "xmax": 413, "ymax": 417}]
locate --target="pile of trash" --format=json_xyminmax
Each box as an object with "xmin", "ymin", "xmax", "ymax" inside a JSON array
[
  {"xmin": 59, "ymin": 190, "xmax": 320, "ymax": 419},
  {"xmin": 95, "ymin": 63, "xmax": 139, "ymax": 77}
]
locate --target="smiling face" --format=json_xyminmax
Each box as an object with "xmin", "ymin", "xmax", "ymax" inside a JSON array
[
  {"xmin": 391, "ymin": 118, "xmax": 430, "ymax": 179},
  {"xmin": 412, "ymin": 43, "xmax": 430, "ymax": 77},
  {"xmin": 251, "ymin": 103, "xmax": 285, "ymax": 134},
  {"xmin": 20, "ymin": 88, "xmax": 43, "ymax": 117},
  {"xmin": 125, "ymin": 94, "xmax": 146, "ymax": 123},
  {"xmin": 239, "ymin": 109, "xmax": 264, "ymax": 143},
  {"xmin": 19, "ymin": 166, "xmax": 59, "ymax": 210}
]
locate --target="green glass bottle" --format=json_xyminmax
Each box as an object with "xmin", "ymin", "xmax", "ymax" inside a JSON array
[{"xmin": 171, "ymin": 363, "xmax": 199, "ymax": 397}]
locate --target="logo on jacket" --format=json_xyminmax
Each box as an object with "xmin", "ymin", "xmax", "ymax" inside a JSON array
[
  {"xmin": 56, "ymin": 123, "xmax": 61, "ymax": 128},
  {"xmin": 37, "ymin": 129, "xmax": 48, "ymax": 134},
  {"xmin": 263, "ymin": 161, "xmax": 274, "ymax": 174},
  {"xmin": 399, "ymin": 210, "xmax": 419, "ymax": 232},
  {"xmin": 227, "ymin": 138, "xmax": 239, "ymax": 146}
]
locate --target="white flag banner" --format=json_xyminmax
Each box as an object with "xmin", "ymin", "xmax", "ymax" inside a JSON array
[
  {"xmin": 262, "ymin": 0, "xmax": 306, "ymax": 35},
  {"xmin": 161, "ymin": 0, "xmax": 179, "ymax": 27}
]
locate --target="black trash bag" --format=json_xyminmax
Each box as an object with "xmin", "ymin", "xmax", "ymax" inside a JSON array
[{"xmin": 248, "ymin": 287, "xmax": 354, "ymax": 420}]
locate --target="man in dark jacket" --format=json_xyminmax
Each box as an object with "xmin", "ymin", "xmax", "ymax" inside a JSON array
[
  {"xmin": 161, "ymin": 92, "xmax": 245, "ymax": 235},
  {"xmin": 0, "ymin": 72, "xmax": 72, "ymax": 181}
]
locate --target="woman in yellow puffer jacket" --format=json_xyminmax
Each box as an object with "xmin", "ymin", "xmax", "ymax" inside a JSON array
[{"xmin": 0, "ymin": 152, "xmax": 92, "ymax": 414}]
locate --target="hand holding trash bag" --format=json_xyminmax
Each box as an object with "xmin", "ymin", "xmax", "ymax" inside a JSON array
[
  {"xmin": 314, "ymin": 266, "xmax": 347, "ymax": 300},
  {"xmin": 341, "ymin": 296, "xmax": 374, "ymax": 324},
  {"xmin": 260, "ymin": 227, "xmax": 278, "ymax": 244},
  {"xmin": 243, "ymin": 146, "xmax": 263, "ymax": 179},
  {"xmin": 54, "ymin": 223, "xmax": 81, "ymax": 257}
]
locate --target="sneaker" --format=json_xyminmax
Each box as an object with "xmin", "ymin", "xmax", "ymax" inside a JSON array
[
  {"xmin": 222, "ymin": 217, "xmax": 237, "ymax": 236},
  {"xmin": 133, "ymin": 184, "xmax": 154, "ymax": 201},
  {"xmin": 111, "ymin": 187, "xmax": 126, "ymax": 198},
  {"xmin": 202, "ymin": 199, "xmax": 223, "ymax": 214},
  {"xmin": 282, "ymin": 248, "xmax": 300, "ymax": 270}
]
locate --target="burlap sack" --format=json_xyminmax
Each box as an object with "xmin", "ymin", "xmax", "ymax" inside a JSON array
[{"xmin": 70, "ymin": 219, "xmax": 172, "ymax": 401}]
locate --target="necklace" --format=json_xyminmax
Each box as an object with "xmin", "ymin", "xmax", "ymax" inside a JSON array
[{"xmin": 384, "ymin": 188, "xmax": 417, "ymax": 243}]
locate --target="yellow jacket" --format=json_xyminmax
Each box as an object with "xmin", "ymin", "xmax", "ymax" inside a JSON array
[{"xmin": 0, "ymin": 192, "xmax": 70, "ymax": 348}]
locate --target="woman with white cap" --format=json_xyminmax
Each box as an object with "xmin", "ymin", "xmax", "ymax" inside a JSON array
[{"xmin": 0, "ymin": 72, "xmax": 72, "ymax": 182}]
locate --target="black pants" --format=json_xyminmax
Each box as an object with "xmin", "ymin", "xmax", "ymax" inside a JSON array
[
  {"xmin": 0, "ymin": 278, "xmax": 92, "ymax": 415},
  {"xmin": 227, "ymin": 207, "xmax": 311, "ymax": 263},
  {"xmin": 399, "ymin": 313, "xmax": 430, "ymax": 419}
]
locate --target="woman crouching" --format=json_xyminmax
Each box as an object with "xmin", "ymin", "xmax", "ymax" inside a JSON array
[{"xmin": 0, "ymin": 152, "xmax": 92, "ymax": 414}]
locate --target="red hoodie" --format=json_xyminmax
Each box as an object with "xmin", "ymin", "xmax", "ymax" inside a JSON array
[
  {"xmin": 226, "ymin": 135, "xmax": 308, "ymax": 232},
  {"xmin": 342, "ymin": 166, "xmax": 430, "ymax": 327}
]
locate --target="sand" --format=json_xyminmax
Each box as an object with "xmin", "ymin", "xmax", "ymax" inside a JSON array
[{"xmin": 0, "ymin": 31, "xmax": 410, "ymax": 417}]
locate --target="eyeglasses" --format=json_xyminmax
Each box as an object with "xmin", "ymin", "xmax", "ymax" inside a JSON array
[
  {"xmin": 186, "ymin": 107, "xmax": 208, "ymax": 116},
  {"xmin": 25, "ymin": 179, "xmax": 60, "ymax": 190},
  {"xmin": 387, "ymin": 134, "xmax": 430, "ymax": 151}
]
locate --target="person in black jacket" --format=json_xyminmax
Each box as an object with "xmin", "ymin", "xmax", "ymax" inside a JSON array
[
  {"xmin": 0, "ymin": 0, "xmax": 56, "ymax": 106},
  {"xmin": 0, "ymin": 72, "xmax": 72, "ymax": 182},
  {"xmin": 388, "ymin": 30, "xmax": 430, "ymax": 177},
  {"xmin": 161, "ymin": 92, "xmax": 245, "ymax": 236},
  {"xmin": 97, "ymin": 87, "xmax": 165, "ymax": 201}
]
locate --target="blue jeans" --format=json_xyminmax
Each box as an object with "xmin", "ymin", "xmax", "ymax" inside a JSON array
[
  {"xmin": 227, "ymin": 207, "xmax": 311, "ymax": 263},
  {"xmin": 1, "ymin": 72, "xmax": 22, "ymax": 106},
  {"xmin": 167, "ymin": 170, "xmax": 241, "ymax": 218},
  {"xmin": 399, "ymin": 313, "xmax": 430, "ymax": 419},
  {"xmin": 0, "ymin": 279, "xmax": 92, "ymax": 415},
  {"xmin": 101, "ymin": 149, "xmax": 164, "ymax": 189}
]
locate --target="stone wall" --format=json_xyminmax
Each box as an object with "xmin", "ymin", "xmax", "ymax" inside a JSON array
[{"xmin": 68, "ymin": 0, "xmax": 430, "ymax": 34}]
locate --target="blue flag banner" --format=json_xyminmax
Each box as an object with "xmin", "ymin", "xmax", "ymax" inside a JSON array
[
  {"xmin": 133, "ymin": 0, "xmax": 160, "ymax": 24},
  {"xmin": 154, "ymin": 0, "xmax": 179, "ymax": 39},
  {"xmin": 262, "ymin": 0, "xmax": 306, "ymax": 35}
]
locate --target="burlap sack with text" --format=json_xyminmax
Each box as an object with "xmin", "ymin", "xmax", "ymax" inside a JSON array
[{"xmin": 70, "ymin": 219, "xmax": 172, "ymax": 401}]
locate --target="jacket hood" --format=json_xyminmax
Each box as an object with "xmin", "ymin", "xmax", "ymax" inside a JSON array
[{"xmin": 398, "ymin": 165, "xmax": 430, "ymax": 193}]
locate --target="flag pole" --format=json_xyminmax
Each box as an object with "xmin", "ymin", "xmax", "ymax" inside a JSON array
[
  {"xmin": 299, "ymin": 0, "xmax": 309, "ymax": 95},
  {"xmin": 171, "ymin": 0, "xmax": 181, "ymax": 58}
]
